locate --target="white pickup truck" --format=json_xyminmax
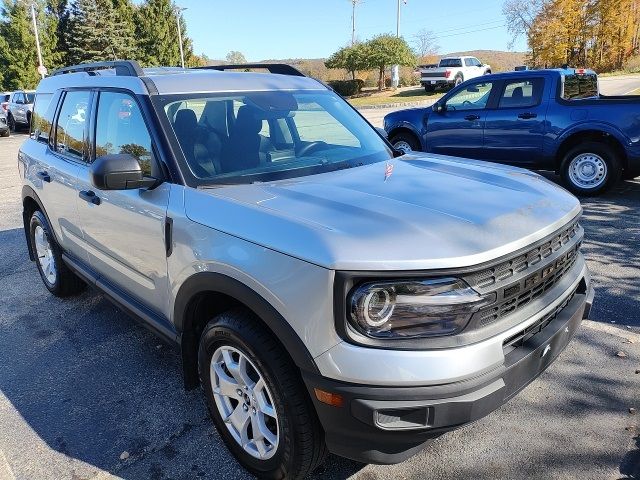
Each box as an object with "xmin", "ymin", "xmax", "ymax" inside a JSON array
[{"xmin": 420, "ymin": 56, "xmax": 491, "ymax": 92}]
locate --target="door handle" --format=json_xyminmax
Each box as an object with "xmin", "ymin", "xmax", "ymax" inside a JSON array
[
  {"xmin": 464, "ymin": 114, "xmax": 480, "ymax": 121},
  {"xmin": 36, "ymin": 171, "xmax": 51, "ymax": 183},
  {"xmin": 518, "ymin": 112, "xmax": 537, "ymax": 119},
  {"xmin": 79, "ymin": 190, "xmax": 101, "ymax": 205}
]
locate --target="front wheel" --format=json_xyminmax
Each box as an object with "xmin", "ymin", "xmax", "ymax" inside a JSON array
[
  {"xmin": 7, "ymin": 113, "xmax": 15, "ymax": 132},
  {"xmin": 560, "ymin": 141, "xmax": 621, "ymax": 195},
  {"xmin": 390, "ymin": 131, "xmax": 422, "ymax": 154},
  {"xmin": 198, "ymin": 309, "xmax": 326, "ymax": 479}
]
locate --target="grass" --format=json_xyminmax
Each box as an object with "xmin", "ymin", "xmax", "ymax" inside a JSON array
[{"xmin": 347, "ymin": 87, "xmax": 443, "ymax": 107}]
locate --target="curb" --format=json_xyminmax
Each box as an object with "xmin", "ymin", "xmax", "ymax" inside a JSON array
[{"xmin": 354, "ymin": 99, "xmax": 439, "ymax": 110}]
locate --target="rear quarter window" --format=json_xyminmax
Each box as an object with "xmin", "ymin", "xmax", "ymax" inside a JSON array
[
  {"xmin": 562, "ymin": 74, "xmax": 598, "ymax": 100},
  {"xmin": 30, "ymin": 93, "xmax": 55, "ymax": 143}
]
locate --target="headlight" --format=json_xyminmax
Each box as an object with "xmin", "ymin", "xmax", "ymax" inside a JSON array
[{"xmin": 348, "ymin": 278, "xmax": 489, "ymax": 339}]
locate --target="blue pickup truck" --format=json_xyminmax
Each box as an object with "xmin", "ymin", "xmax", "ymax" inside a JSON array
[{"xmin": 383, "ymin": 68, "xmax": 640, "ymax": 194}]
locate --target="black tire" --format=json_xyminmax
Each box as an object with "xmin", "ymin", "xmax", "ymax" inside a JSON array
[
  {"xmin": 29, "ymin": 210, "xmax": 86, "ymax": 297},
  {"xmin": 7, "ymin": 113, "xmax": 15, "ymax": 132},
  {"xmin": 453, "ymin": 74, "xmax": 463, "ymax": 87},
  {"xmin": 0, "ymin": 127, "xmax": 9, "ymax": 137},
  {"xmin": 424, "ymin": 84, "xmax": 435, "ymax": 93},
  {"xmin": 390, "ymin": 131, "xmax": 422, "ymax": 154},
  {"xmin": 560, "ymin": 141, "xmax": 621, "ymax": 195},
  {"xmin": 198, "ymin": 309, "xmax": 327, "ymax": 479}
]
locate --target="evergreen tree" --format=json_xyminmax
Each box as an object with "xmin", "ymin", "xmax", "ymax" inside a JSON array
[
  {"xmin": 0, "ymin": 0, "xmax": 60, "ymax": 89},
  {"xmin": 135, "ymin": 0, "xmax": 194, "ymax": 67},
  {"xmin": 67, "ymin": 0, "xmax": 135, "ymax": 64}
]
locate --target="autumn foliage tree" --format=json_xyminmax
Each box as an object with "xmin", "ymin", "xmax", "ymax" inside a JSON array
[{"xmin": 504, "ymin": 0, "xmax": 640, "ymax": 72}]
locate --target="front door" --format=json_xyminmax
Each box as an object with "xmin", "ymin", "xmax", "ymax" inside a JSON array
[
  {"xmin": 426, "ymin": 80, "xmax": 495, "ymax": 159},
  {"xmin": 483, "ymin": 77, "xmax": 548, "ymax": 165},
  {"xmin": 76, "ymin": 90, "xmax": 171, "ymax": 314}
]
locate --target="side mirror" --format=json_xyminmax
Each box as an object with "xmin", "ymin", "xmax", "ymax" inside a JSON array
[
  {"xmin": 375, "ymin": 127, "xmax": 388, "ymax": 139},
  {"xmin": 433, "ymin": 102, "xmax": 445, "ymax": 114},
  {"xmin": 90, "ymin": 154, "xmax": 157, "ymax": 190}
]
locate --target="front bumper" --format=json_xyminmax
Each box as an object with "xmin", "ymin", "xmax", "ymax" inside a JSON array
[{"xmin": 303, "ymin": 282, "xmax": 594, "ymax": 464}]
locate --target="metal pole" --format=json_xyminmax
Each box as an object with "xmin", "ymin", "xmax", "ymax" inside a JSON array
[
  {"xmin": 351, "ymin": 1, "xmax": 355, "ymax": 46},
  {"xmin": 175, "ymin": 7, "xmax": 186, "ymax": 68},
  {"xmin": 392, "ymin": 0, "xmax": 401, "ymax": 88},
  {"xmin": 31, "ymin": 4, "xmax": 45, "ymax": 78}
]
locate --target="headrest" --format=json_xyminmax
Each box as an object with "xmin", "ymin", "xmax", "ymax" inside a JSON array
[{"xmin": 235, "ymin": 106, "xmax": 263, "ymax": 135}]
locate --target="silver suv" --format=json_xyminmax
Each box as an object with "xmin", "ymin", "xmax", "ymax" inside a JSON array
[
  {"xmin": 19, "ymin": 61, "xmax": 594, "ymax": 479},
  {"xmin": 7, "ymin": 89, "xmax": 35, "ymax": 131}
]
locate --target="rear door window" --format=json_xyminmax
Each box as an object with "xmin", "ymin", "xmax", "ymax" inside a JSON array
[
  {"xmin": 498, "ymin": 78, "xmax": 544, "ymax": 108},
  {"xmin": 562, "ymin": 74, "xmax": 598, "ymax": 100},
  {"xmin": 30, "ymin": 93, "xmax": 55, "ymax": 143},
  {"xmin": 54, "ymin": 90, "xmax": 91, "ymax": 161}
]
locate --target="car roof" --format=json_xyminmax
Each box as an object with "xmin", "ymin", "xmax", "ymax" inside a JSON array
[{"xmin": 35, "ymin": 66, "xmax": 327, "ymax": 96}]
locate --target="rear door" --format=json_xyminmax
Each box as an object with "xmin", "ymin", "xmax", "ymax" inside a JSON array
[
  {"xmin": 76, "ymin": 89, "xmax": 171, "ymax": 313},
  {"xmin": 482, "ymin": 77, "xmax": 548, "ymax": 165},
  {"xmin": 425, "ymin": 80, "xmax": 497, "ymax": 158},
  {"xmin": 22, "ymin": 90, "xmax": 90, "ymax": 262}
]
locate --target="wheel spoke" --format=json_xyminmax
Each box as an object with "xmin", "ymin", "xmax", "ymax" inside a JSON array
[
  {"xmin": 226, "ymin": 403, "xmax": 250, "ymax": 436},
  {"xmin": 212, "ymin": 362, "xmax": 240, "ymax": 397}
]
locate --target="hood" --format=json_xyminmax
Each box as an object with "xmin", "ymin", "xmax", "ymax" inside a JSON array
[{"xmin": 185, "ymin": 153, "xmax": 581, "ymax": 271}]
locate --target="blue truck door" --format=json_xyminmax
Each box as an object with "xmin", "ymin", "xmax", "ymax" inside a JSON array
[
  {"xmin": 483, "ymin": 77, "xmax": 547, "ymax": 165},
  {"xmin": 426, "ymin": 80, "xmax": 496, "ymax": 158}
]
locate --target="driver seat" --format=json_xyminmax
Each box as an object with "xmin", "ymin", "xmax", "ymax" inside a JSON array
[{"xmin": 221, "ymin": 106, "xmax": 262, "ymax": 173}]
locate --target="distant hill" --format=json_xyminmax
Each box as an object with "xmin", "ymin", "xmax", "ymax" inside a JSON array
[{"xmin": 204, "ymin": 50, "xmax": 528, "ymax": 86}]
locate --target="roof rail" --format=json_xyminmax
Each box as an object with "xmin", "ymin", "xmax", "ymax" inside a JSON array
[
  {"xmin": 194, "ymin": 63, "xmax": 306, "ymax": 77},
  {"xmin": 50, "ymin": 60, "xmax": 144, "ymax": 77}
]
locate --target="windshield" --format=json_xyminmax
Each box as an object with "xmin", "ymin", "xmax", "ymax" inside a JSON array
[
  {"xmin": 439, "ymin": 58, "xmax": 462, "ymax": 68},
  {"xmin": 161, "ymin": 90, "xmax": 392, "ymax": 184}
]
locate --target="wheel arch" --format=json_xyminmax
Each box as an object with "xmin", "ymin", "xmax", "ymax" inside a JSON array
[
  {"xmin": 21, "ymin": 185, "xmax": 50, "ymax": 261},
  {"xmin": 555, "ymin": 128, "xmax": 628, "ymax": 173},
  {"xmin": 174, "ymin": 271, "xmax": 320, "ymax": 390},
  {"xmin": 387, "ymin": 125, "xmax": 423, "ymax": 151}
]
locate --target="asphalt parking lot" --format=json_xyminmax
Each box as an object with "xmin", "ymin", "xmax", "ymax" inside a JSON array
[{"xmin": 0, "ymin": 132, "xmax": 639, "ymax": 480}]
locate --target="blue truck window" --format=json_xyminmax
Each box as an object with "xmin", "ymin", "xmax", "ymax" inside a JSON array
[{"xmin": 498, "ymin": 78, "xmax": 544, "ymax": 108}]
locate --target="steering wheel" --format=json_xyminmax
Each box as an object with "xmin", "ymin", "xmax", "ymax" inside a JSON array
[
  {"xmin": 462, "ymin": 100, "xmax": 473, "ymax": 106},
  {"xmin": 297, "ymin": 141, "xmax": 327, "ymax": 157}
]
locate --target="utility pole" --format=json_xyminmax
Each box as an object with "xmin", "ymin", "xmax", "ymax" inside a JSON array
[
  {"xmin": 392, "ymin": 0, "xmax": 403, "ymax": 88},
  {"xmin": 350, "ymin": 0, "xmax": 361, "ymax": 46},
  {"xmin": 31, "ymin": 4, "xmax": 46, "ymax": 78},
  {"xmin": 175, "ymin": 6, "xmax": 187, "ymax": 68}
]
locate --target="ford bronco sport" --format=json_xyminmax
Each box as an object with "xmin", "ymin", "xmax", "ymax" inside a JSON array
[{"xmin": 19, "ymin": 61, "xmax": 594, "ymax": 479}]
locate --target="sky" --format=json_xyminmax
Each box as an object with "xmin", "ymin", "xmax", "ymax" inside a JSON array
[{"xmin": 180, "ymin": 0, "xmax": 528, "ymax": 61}]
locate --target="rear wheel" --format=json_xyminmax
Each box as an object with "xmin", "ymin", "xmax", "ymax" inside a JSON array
[
  {"xmin": 453, "ymin": 74, "xmax": 463, "ymax": 87},
  {"xmin": 390, "ymin": 131, "xmax": 422, "ymax": 154},
  {"xmin": 424, "ymin": 84, "xmax": 435, "ymax": 93},
  {"xmin": 560, "ymin": 141, "xmax": 621, "ymax": 195},
  {"xmin": 198, "ymin": 309, "xmax": 327, "ymax": 479},
  {"xmin": 29, "ymin": 210, "xmax": 85, "ymax": 296},
  {"xmin": 0, "ymin": 127, "xmax": 9, "ymax": 137}
]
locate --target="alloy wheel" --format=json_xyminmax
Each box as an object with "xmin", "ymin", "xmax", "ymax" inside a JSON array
[
  {"xmin": 210, "ymin": 346, "xmax": 279, "ymax": 460},
  {"xmin": 34, "ymin": 225, "xmax": 56, "ymax": 285}
]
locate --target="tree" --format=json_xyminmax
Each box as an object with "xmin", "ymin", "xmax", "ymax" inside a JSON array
[
  {"xmin": 0, "ymin": 0, "xmax": 61, "ymax": 89},
  {"xmin": 413, "ymin": 29, "xmax": 439, "ymax": 60},
  {"xmin": 502, "ymin": 0, "xmax": 544, "ymax": 50},
  {"xmin": 225, "ymin": 50, "xmax": 246, "ymax": 64},
  {"xmin": 365, "ymin": 34, "xmax": 416, "ymax": 90},
  {"xmin": 324, "ymin": 43, "xmax": 369, "ymax": 80},
  {"xmin": 67, "ymin": 0, "xmax": 136, "ymax": 64},
  {"xmin": 135, "ymin": 0, "xmax": 195, "ymax": 67}
]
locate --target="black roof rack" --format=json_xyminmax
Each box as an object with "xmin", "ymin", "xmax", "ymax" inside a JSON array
[
  {"xmin": 194, "ymin": 63, "xmax": 306, "ymax": 77},
  {"xmin": 50, "ymin": 60, "xmax": 144, "ymax": 77}
]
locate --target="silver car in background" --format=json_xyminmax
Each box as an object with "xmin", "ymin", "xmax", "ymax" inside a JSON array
[
  {"xmin": 19, "ymin": 61, "xmax": 594, "ymax": 479},
  {"xmin": 7, "ymin": 89, "xmax": 34, "ymax": 131}
]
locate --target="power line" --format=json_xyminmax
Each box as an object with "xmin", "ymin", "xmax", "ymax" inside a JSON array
[{"xmin": 437, "ymin": 24, "xmax": 507, "ymax": 39}]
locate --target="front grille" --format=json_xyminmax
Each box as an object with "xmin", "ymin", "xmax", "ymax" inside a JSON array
[
  {"xmin": 502, "ymin": 284, "xmax": 579, "ymax": 354},
  {"xmin": 466, "ymin": 220, "xmax": 583, "ymax": 328}
]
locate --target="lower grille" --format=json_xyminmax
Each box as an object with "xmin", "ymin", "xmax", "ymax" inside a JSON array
[{"xmin": 502, "ymin": 284, "xmax": 579, "ymax": 355}]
